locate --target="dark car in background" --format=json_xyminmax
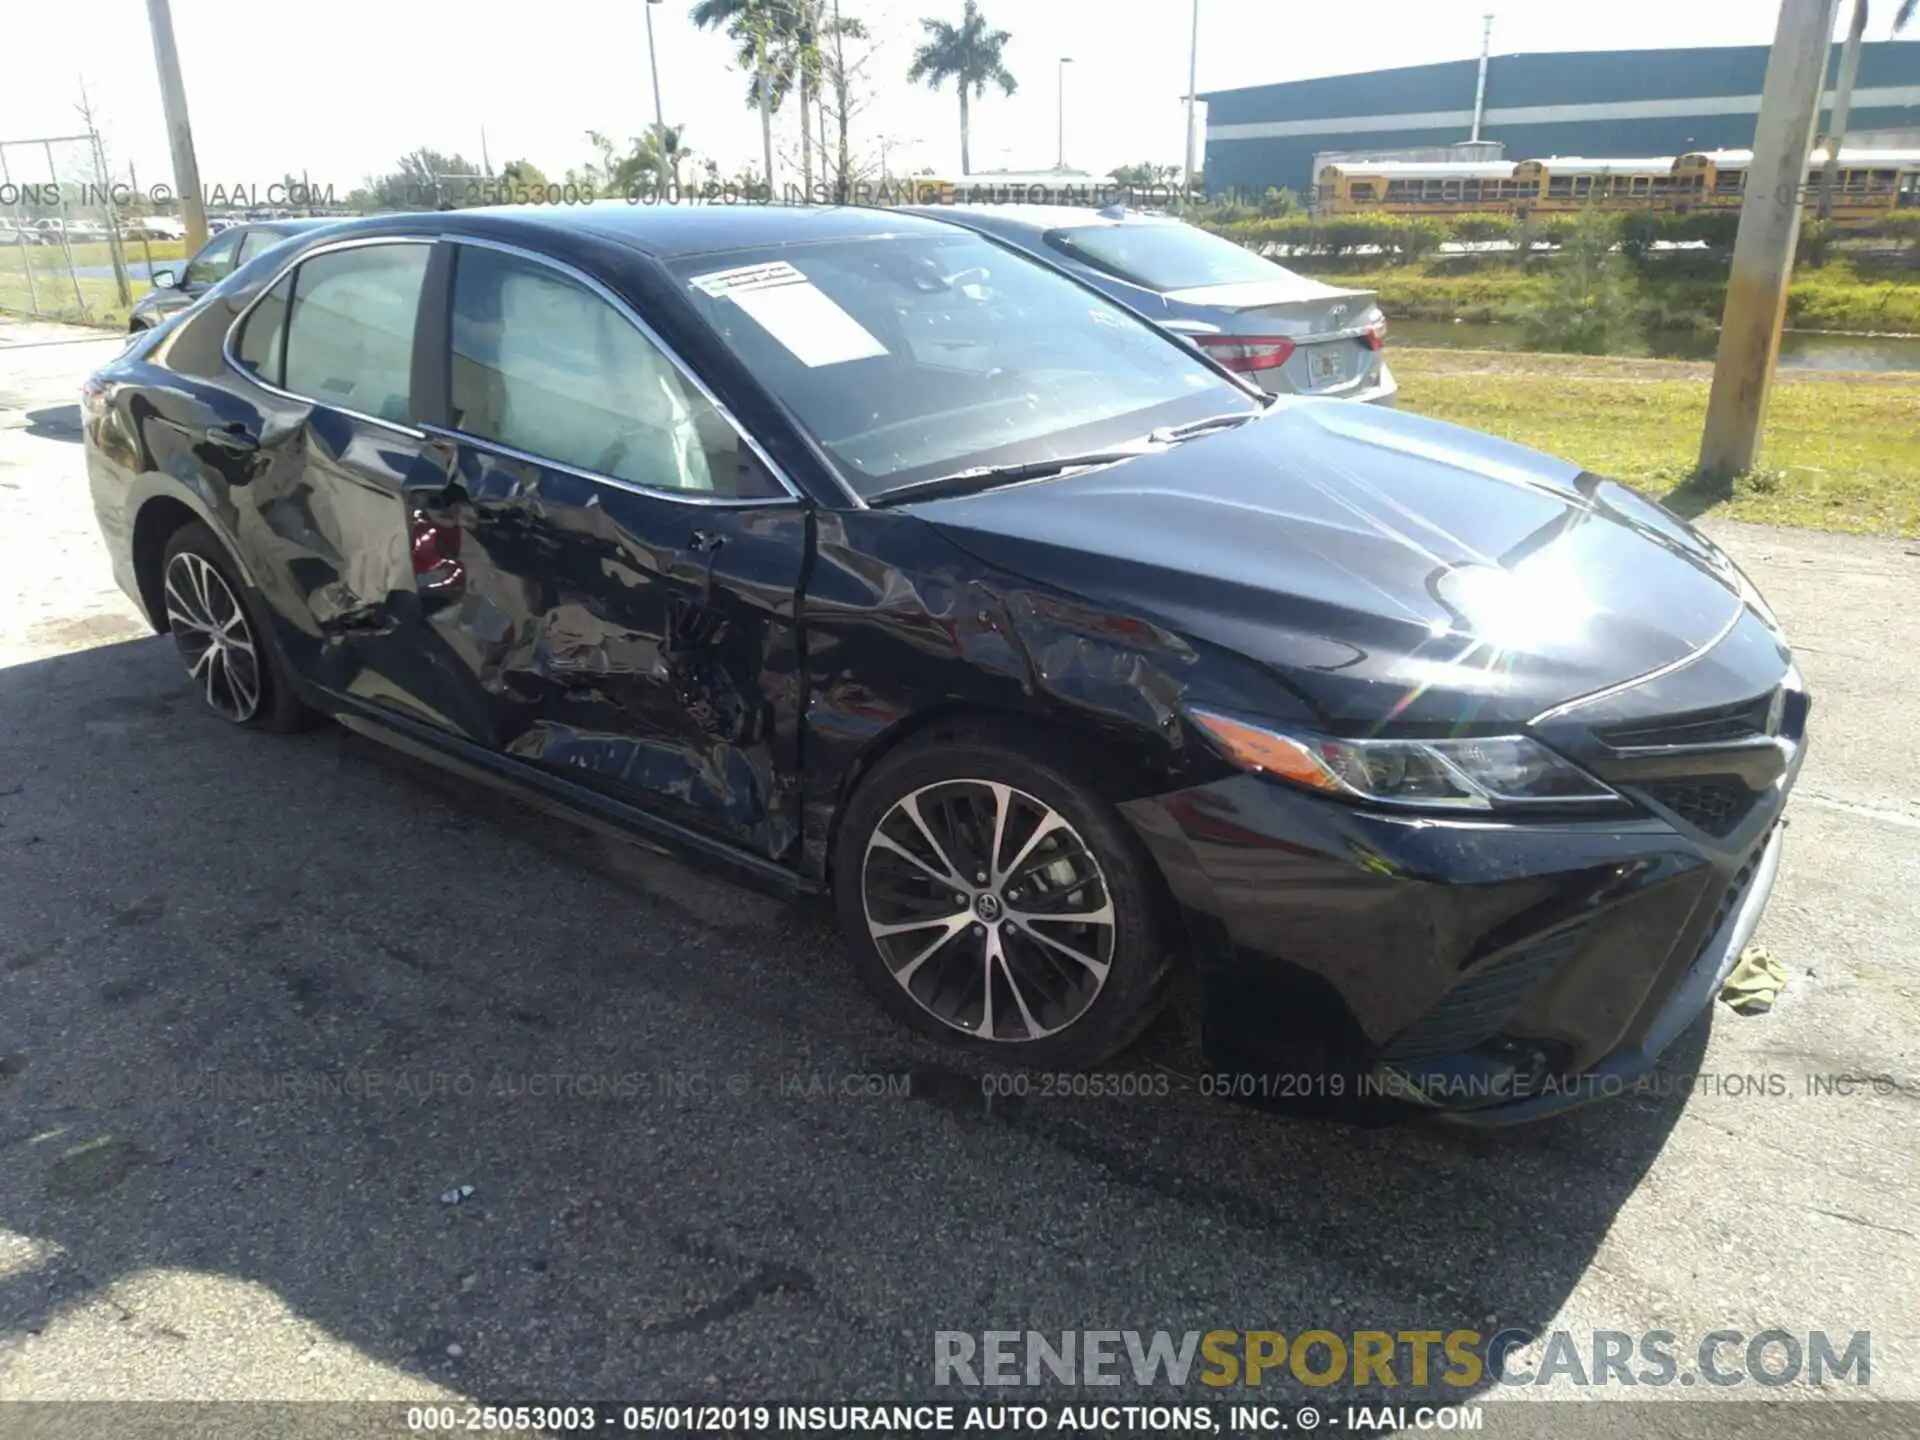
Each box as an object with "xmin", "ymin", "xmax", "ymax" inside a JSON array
[
  {"xmin": 127, "ymin": 217, "xmax": 339, "ymax": 332},
  {"xmin": 904, "ymin": 204, "xmax": 1396, "ymax": 405},
  {"xmin": 79, "ymin": 204, "xmax": 1804, "ymax": 1122}
]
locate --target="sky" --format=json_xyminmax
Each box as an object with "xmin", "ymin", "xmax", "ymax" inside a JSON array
[{"xmin": 1, "ymin": 0, "xmax": 1912, "ymax": 196}]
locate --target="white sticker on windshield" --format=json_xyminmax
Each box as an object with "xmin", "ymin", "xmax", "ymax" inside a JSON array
[{"xmin": 689, "ymin": 260, "xmax": 888, "ymax": 368}]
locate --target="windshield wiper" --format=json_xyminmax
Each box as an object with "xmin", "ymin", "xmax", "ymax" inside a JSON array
[
  {"xmin": 871, "ymin": 447, "xmax": 1158, "ymax": 507},
  {"xmin": 1148, "ymin": 410, "xmax": 1265, "ymax": 444}
]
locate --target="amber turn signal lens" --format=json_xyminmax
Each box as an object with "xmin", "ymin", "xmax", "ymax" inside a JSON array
[{"xmin": 1189, "ymin": 710, "xmax": 1342, "ymax": 793}]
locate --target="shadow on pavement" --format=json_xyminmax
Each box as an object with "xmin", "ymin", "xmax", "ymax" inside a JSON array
[
  {"xmin": 0, "ymin": 637, "xmax": 1696, "ymax": 1406},
  {"xmin": 22, "ymin": 405, "xmax": 83, "ymax": 443}
]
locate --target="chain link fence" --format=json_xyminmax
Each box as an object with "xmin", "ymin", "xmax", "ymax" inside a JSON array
[{"xmin": 0, "ymin": 130, "xmax": 152, "ymax": 329}]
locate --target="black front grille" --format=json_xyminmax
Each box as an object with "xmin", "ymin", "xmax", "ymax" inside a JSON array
[
  {"xmin": 1382, "ymin": 924, "xmax": 1590, "ymax": 1063},
  {"xmin": 1639, "ymin": 779, "xmax": 1758, "ymax": 838},
  {"xmin": 1597, "ymin": 693, "xmax": 1774, "ymax": 749}
]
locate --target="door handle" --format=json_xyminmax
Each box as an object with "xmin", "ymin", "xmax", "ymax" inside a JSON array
[
  {"xmin": 688, "ymin": 529, "xmax": 725, "ymax": 600},
  {"xmin": 202, "ymin": 422, "xmax": 260, "ymax": 454}
]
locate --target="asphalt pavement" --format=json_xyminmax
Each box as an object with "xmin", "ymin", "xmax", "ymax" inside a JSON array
[{"xmin": 1, "ymin": 317, "xmax": 1916, "ymax": 1433}]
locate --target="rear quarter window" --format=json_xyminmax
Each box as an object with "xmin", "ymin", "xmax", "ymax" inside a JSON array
[{"xmin": 233, "ymin": 273, "xmax": 292, "ymax": 385}]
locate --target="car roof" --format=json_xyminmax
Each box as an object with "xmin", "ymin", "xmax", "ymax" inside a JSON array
[
  {"xmin": 256, "ymin": 217, "xmax": 343, "ymax": 234},
  {"xmin": 902, "ymin": 203, "xmax": 1175, "ymax": 234},
  {"xmin": 298, "ymin": 202, "xmax": 966, "ymax": 260}
]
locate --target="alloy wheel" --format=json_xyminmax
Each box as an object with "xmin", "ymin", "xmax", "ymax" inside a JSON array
[
  {"xmin": 861, "ymin": 779, "xmax": 1116, "ymax": 1043},
  {"xmin": 163, "ymin": 551, "xmax": 263, "ymax": 723}
]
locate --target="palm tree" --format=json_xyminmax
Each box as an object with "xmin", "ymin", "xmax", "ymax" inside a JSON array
[
  {"xmin": 1820, "ymin": 0, "xmax": 1917, "ymax": 217},
  {"xmin": 691, "ymin": 0, "xmax": 790, "ymax": 194},
  {"xmin": 635, "ymin": 125, "xmax": 694, "ymax": 192},
  {"xmin": 907, "ymin": 1, "xmax": 1017, "ymax": 177},
  {"xmin": 584, "ymin": 127, "xmax": 693, "ymax": 195}
]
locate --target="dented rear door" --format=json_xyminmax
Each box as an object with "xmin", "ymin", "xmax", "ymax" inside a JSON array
[{"xmin": 219, "ymin": 236, "xmax": 455, "ymax": 697}]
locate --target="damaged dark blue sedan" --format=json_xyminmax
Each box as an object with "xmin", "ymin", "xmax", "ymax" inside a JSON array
[{"xmin": 80, "ymin": 205, "xmax": 1808, "ymax": 1122}]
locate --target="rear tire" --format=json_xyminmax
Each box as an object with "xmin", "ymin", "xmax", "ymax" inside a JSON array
[
  {"xmin": 833, "ymin": 724, "xmax": 1171, "ymax": 1069},
  {"xmin": 160, "ymin": 522, "xmax": 311, "ymax": 733}
]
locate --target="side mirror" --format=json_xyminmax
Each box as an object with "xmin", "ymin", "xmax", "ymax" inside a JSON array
[{"xmin": 150, "ymin": 268, "xmax": 180, "ymax": 290}]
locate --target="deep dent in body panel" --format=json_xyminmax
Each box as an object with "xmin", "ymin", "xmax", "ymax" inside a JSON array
[
  {"xmin": 796, "ymin": 510, "xmax": 1219, "ymax": 878},
  {"xmin": 423, "ymin": 463, "xmax": 804, "ymax": 860}
]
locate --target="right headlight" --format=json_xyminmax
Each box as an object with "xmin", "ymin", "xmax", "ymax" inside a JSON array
[{"xmin": 1189, "ymin": 710, "xmax": 1622, "ymax": 811}]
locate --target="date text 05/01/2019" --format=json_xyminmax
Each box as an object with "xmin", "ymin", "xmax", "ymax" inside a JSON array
[{"xmin": 404, "ymin": 1403, "xmax": 1479, "ymax": 1434}]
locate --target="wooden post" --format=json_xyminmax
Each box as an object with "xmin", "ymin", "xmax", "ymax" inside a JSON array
[
  {"xmin": 1698, "ymin": 0, "xmax": 1840, "ymax": 482},
  {"xmin": 145, "ymin": 0, "xmax": 208, "ymax": 253}
]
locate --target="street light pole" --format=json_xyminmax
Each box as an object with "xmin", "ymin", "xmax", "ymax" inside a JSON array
[
  {"xmin": 1183, "ymin": 0, "xmax": 1201, "ymax": 189},
  {"xmin": 1471, "ymin": 14, "xmax": 1494, "ymax": 142},
  {"xmin": 1057, "ymin": 57, "xmax": 1074, "ymax": 171},
  {"xmin": 144, "ymin": 0, "xmax": 207, "ymax": 252},
  {"xmin": 644, "ymin": 0, "xmax": 670, "ymax": 197},
  {"xmin": 1698, "ymin": 0, "xmax": 1840, "ymax": 482}
]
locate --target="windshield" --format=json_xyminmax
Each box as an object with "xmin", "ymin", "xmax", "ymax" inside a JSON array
[
  {"xmin": 1046, "ymin": 221, "xmax": 1294, "ymax": 291},
  {"xmin": 668, "ymin": 231, "xmax": 1256, "ymax": 499}
]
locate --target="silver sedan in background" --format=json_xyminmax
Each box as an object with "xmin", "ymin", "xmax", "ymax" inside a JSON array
[{"xmin": 904, "ymin": 203, "xmax": 1395, "ymax": 405}]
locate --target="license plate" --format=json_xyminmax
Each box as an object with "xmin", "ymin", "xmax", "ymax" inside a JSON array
[{"xmin": 1308, "ymin": 346, "xmax": 1349, "ymax": 386}]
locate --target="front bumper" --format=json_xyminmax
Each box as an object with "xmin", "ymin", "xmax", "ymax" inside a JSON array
[
  {"xmin": 1122, "ymin": 751, "xmax": 1795, "ymax": 1123},
  {"xmin": 1433, "ymin": 822, "xmax": 1784, "ymax": 1124}
]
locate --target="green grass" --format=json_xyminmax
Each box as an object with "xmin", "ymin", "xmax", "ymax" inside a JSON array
[
  {"xmin": 0, "ymin": 270, "xmax": 140, "ymax": 329},
  {"xmin": 1302, "ymin": 256, "xmax": 1920, "ymax": 335},
  {"xmin": 0, "ymin": 239, "xmax": 187, "ymax": 328},
  {"xmin": 7, "ymin": 239, "xmax": 188, "ymax": 271},
  {"xmin": 1395, "ymin": 348, "xmax": 1920, "ymax": 536}
]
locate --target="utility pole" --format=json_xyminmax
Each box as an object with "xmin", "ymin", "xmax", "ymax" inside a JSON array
[
  {"xmin": 1471, "ymin": 14, "xmax": 1494, "ymax": 142},
  {"xmin": 1817, "ymin": 0, "xmax": 1866, "ymax": 219},
  {"xmin": 644, "ymin": 0, "xmax": 671, "ymax": 197},
  {"xmin": 1698, "ymin": 0, "xmax": 1839, "ymax": 482},
  {"xmin": 145, "ymin": 0, "xmax": 208, "ymax": 252},
  {"xmin": 1182, "ymin": 0, "xmax": 1201, "ymax": 190}
]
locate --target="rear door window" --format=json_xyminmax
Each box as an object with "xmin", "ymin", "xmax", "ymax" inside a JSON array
[{"xmin": 280, "ymin": 243, "xmax": 430, "ymax": 424}]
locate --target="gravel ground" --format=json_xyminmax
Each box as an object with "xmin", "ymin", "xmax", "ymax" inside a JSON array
[{"xmin": 1, "ymin": 319, "xmax": 1916, "ymax": 1435}]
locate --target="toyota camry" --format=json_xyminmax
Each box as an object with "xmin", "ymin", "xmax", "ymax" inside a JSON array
[{"xmin": 79, "ymin": 205, "xmax": 1808, "ymax": 1122}]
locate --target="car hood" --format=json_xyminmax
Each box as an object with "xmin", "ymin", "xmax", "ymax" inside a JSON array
[{"xmin": 904, "ymin": 400, "xmax": 1752, "ymax": 729}]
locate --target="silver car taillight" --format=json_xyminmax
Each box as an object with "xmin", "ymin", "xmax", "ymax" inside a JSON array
[{"xmin": 1193, "ymin": 334, "xmax": 1297, "ymax": 374}]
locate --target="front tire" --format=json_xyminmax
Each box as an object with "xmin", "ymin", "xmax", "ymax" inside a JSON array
[
  {"xmin": 833, "ymin": 726, "xmax": 1171, "ymax": 1069},
  {"xmin": 160, "ymin": 522, "xmax": 310, "ymax": 732}
]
